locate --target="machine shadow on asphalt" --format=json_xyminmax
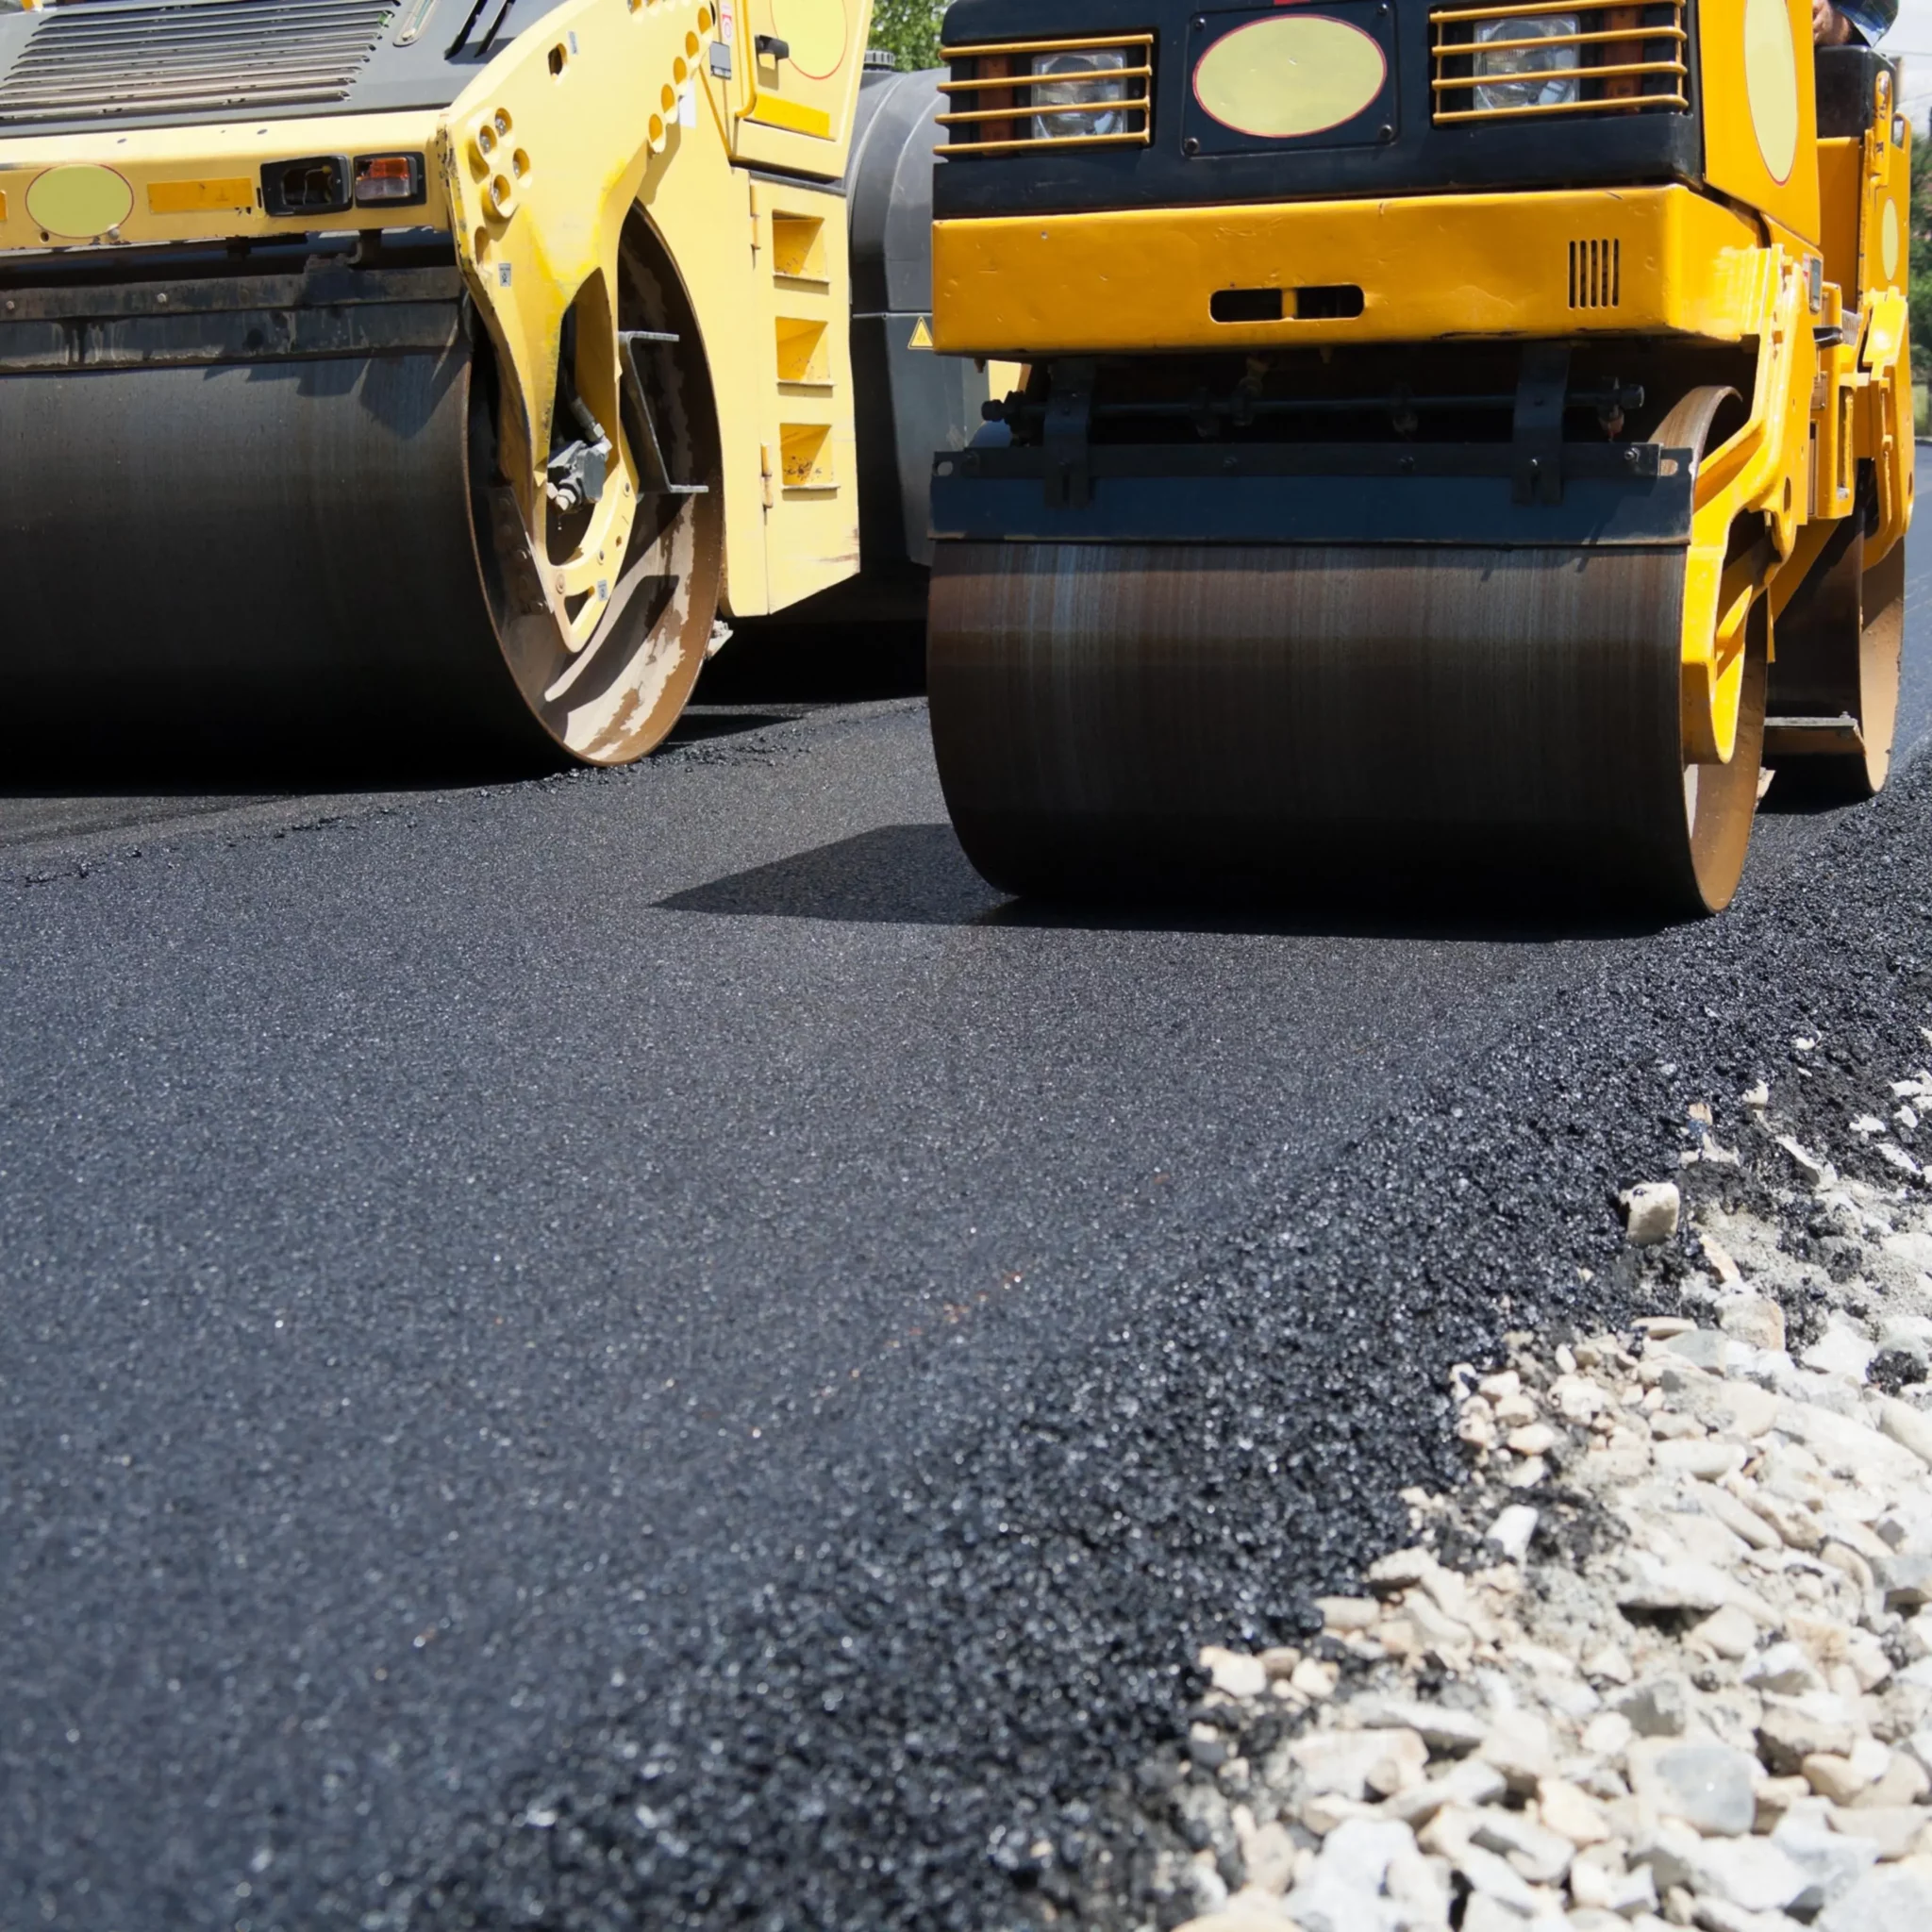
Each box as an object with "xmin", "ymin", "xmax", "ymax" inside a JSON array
[{"xmin": 657, "ymin": 822, "xmax": 1684, "ymax": 941}]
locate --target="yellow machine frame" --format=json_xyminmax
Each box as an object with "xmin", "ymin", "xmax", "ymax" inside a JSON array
[
  {"xmin": 0, "ymin": 0, "xmax": 882, "ymax": 625},
  {"xmin": 929, "ymin": 0, "xmax": 1913, "ymax": 778}
]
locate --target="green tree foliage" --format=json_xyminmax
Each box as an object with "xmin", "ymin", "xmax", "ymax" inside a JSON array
[
  {"xmin": 1911, "ymin": 136, "xmax": 1932, "ymax": 376},
  {"xmin": 869, "ymin": 0, "xmax": 946, "ymax": 71}
]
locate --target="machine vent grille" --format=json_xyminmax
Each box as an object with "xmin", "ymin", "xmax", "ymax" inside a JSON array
[
  {"xmin": 1569, "ymin": 238, "xmax": 1621, "ymax": 308},
  {"xmin": 0, "ymin": 0, "xmax": 394, "ymax": 128},
  {"xmin": 1429, "ymin": 0, "xmax": 1690, "ymax": 125},
  {"xmin": 937, "ymin": 33, "xmax": 1154, "ymax": 158}
]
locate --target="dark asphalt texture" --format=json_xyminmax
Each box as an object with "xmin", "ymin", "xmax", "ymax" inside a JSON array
[{"xmin": 3, "ymin": 528, "xmax": 1931, "ymax": 1931}]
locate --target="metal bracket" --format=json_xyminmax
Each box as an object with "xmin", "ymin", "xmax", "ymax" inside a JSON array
[
  {"xmin": 544, "ymin": 393, "xmax": 611, "ymax": 513},
  {"xmin": 619, "ymin": 330, "xmax": 708, "ymax": 497},
  {"xmin": 1042, "ymin": 358, "xmax": 1097, "ymax": 510},
  {"xmin": 1511, "ymin": 343, "xmax": 1571, "ymax": 507}
]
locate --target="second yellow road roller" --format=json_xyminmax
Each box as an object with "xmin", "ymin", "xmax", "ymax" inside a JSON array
[
  {"xmin": 924, "ymin": 0, "xmax": 1914, "ymax": 910},
  {"xmin": 0, "ymin": 0, "xmax": 989, "ymax": 762}
]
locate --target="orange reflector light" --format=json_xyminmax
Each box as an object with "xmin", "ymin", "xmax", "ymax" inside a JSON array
[
  {"xmin": 352, "ymin": 153, "xmax": 425, "ymax": 206},
  {"xmin": 148, "ymin": 176, "xmax": 256, "ymax": 216}
]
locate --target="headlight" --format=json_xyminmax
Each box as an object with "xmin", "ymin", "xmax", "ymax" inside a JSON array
[
  {"xmin": 1473, "ymin": 13, "xmax": 1579, "ymax": 113},
  {"xmin": 1029, "ymin": 48, "xmax": 1129, "ymax": 142}
]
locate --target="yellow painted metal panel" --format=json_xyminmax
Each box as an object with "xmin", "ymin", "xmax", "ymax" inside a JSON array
[
  {"xmin": 1817, "ymin": 137, "xmax": 1860, "ymax": 301},
  {"xmin": 0, "ymin": 112, "xmax": 447, "ymax": 246},
  {"xmin": 726, "ymin": 0, "xmax": 869, "ymax": 175},
  {"xmin": 1700, "ymin": 0, "xmax": 1819, "ymax": 242},
  {"xmin": 147, "ymin": 176, "xmax": 256, "ymax": 216},
  {"xmin": 743, "ymin": 176, "xmax": 860, "ymax": 605},
  {"xmin": 746, "ymin": 93, "xmax": 833, "ymax": 138},
  {"xmin": 931, "ymin": 188, "xmax": 1765, "ymax": 357}
]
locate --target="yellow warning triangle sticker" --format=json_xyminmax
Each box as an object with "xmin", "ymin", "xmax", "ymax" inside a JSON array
[{"xmin": 908, "ymin": 316, "xmax": 934, "ymax": 350}]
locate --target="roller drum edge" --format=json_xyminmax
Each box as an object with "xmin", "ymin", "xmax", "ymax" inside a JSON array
[
  {"xmin": 0, "ymin": 343, "xmax": 560, "ymax": 765},
  {"xmin": 928, "ymin": 541, "xmax": 1751, "ymax": 912}
]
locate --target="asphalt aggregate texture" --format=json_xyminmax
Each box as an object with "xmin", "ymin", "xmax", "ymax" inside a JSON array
[{"xmin": 5, "ymin": 529, "xmax": 1932, "ymax": 1930}]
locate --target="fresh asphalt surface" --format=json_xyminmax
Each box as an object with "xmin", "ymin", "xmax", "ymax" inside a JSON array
[{"xmin": 5, "ymin": 529, "xmax": 1932, "ymax": 1929}]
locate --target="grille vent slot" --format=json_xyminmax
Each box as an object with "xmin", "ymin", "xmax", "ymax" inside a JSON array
[
  {"xmin": 0, "ymin": 0, "xmax": 393, "ymax": 128},
  {"xmin": 1569, "ymin": 239, "xmax": 1621, "ymax": 309}
]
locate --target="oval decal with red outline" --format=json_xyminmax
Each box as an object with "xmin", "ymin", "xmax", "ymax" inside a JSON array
[
  {"xmin": 770, "ymin": 0, "xmax": 848, "ymax": 82},
  {"xmin": 1193, "ymin": 15, "xmax": 1387, "ymax": 142}
]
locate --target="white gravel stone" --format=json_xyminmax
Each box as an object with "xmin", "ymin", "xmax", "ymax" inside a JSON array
[
  {"xmin": 1457, "ymin": 1895, "xmax": 1541, "ymax": 1932},
  {"xmin": 1614, "ymin": 1676, "xmax": 1691, "ymax": 1739},
  {"xmin": 1777, "ymin": 1137, "xmax": 1833, "ymax": 1188},
  {"xmin": 1758, "ymin": 1699, "xmax": 1858, "ymax": 1773},
  {"xmin": 1683, "ymin": 1834, "xmax": 1810, "ymax": 1913},
  {"xmin": 1770, "ymin": 1804, "xmax": 1879, "ymax": 1911},
  {"xmin": 1693, "ymin": 1606, "xmax": 1760, "ymax": 1662},
  {"xmin": 1234, "ymin": 1812, "xmax": 1296, "ymax": 1894},
  {"xmin": 1827, "ymin": 1804, "xmax": 1928, "ymax": 1859},
  {"xmin": 1814, "ymin": 1864, "xmax": 1932, "ymax": 1931},
  {"xmin": 1660, "ymin": 1329, "xmax": 1729, "ymax": 1374},
  {"xmin": 1288, "ymin": 1727, "xmax": 1427, "ymax": 1800},
  {"xmin": 1701, "ymin": 1488, "xmax": 1782, "ymax": 1553},
  {"xmin": 1537, "ymin": 1777, "xmax": 1612, "ymax": 1846},
  {"xmin": 1721, "ymin": 1299, "xmax": 1787, "ymax": 1351},
  {"xmin": 1381, "ymin": 1756, "xmax": 1508, "ymax": 1825},
  {"xmin": 1570, "ymin": 1842, "xmax": 1658, "ymax": 1915},
  {"xmin": 1467, "ymin": 1804, "xmax": 1575, "ymax": 1883},
  {"xmin": 1627, "ymin": 1740, "xmax": 1759, "ymax": 1836},
  {"xmin": 1656, "ymin": 1438, "xmax": 1748, "ymax": 1480},
  {"xmin": 1290, "ymin": 1656, "xmax": 1340, "ymax": 1700},
  {"xmin": 1200, "ymin": 1646, "xmax": 1269, "ymax": 1700},
  {"xmin": 1420, "ymin": 1813, "xmax": 1543, "ymax": 1913},
  {"xmin": 1488, "ymin": 1506, "xmax": 1541, "ymax": 1563},
  {"xmin": 1617, "ymin": 1554, "xmax": 1732, "ymax": 1618},
  {"xmin": 1878, "ymin": 1400, "xmax": 1932, "ymax": 1472},
  {"xmin": 1747, "ymin": 1644, "xmax": 1827, "ymax": 1696},
  {"xmin": 1274, "ymin": 1866, "xmax": 1397, "ymax": 1932},
  {"xmin": 1316, "ymin": 1595, "xmax": 1382, "ymax": 1633},
  {"xmin": 1803, "ymin": 1323, "xmax": 1877, "ymax": 1382},
  {"xmin": 1481, "ymin": 1708, "xmax": 1556, "ymax": 1791},
  {"xmin": 1582, "ymin": 1710, "xmax": 1635, "ymax": 1757},
  {"xmin": 1627, "ymin": 1182, "xmax": 1683, "ymax": 1245},
  {"xmin": 1779, "ymin": 1402, "xmax": 1924, "ymax": 1483},
  {"xmin": 1351, "ymin": 1695, "xmax": 1489, "ymax": 1757}
]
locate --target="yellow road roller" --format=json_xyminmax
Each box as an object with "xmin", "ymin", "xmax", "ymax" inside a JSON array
[
  {"xmin": 924, "ymin": 0, "xmax": 1914, "ymax": 910},
  {"xmin": 0, "ymin": 0, "xmax": 986, "ymax": 762}
]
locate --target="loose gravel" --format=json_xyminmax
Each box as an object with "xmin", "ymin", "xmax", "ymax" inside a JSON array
[
  {"xmin": 1134, "ymin": 1140, "xmax": 1932, "ymax": 1931},
  {"xmin": 387, "ymin": 761, "xmax": 1932, "ymax": 1932}
]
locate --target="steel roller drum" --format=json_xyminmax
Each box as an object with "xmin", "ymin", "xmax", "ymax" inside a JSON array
[
  {"xmin": 0, "ymin": 342, "xmax": 546, "ymax": 765},
  {"xmin": 928, "ymin": 541, "xmax": 1763, "ymax": 909}
]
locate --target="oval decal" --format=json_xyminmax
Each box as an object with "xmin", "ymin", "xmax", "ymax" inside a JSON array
[
  {"xmin": 25, "ymin": 163, "xmax": 134, "ymax": 240},
  {"xmin": 1193, "ymin": 16, "xmax": 1387, "ymax": 142},
  {"xmin": 770, "ymin": 0, "xmax": 847, "ymax": 82},
  {"xmin": 1742, "ymin": 0, "xmax": 1798, "ymax": 185}
]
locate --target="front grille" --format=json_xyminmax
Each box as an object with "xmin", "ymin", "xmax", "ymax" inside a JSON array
[
  {"xmin": 1569, "ymin": 237, "xmax": 1621, "ymax": 307},
  {"xmin": 1430, "ymin": 1, "xmax": 1690, "ymax": 125},
  {"xmin": 938, "ymin": 33, "xmax": 1153, "ymax": 158},
  {"xmin": 0, "ymin": 0, "xmax": 394, "ymax": 128}
]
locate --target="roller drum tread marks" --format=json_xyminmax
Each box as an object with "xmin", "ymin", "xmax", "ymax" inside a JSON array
[
  {"xmin": 0, "ymin": 340, "xmax": 548, "ymax": 765},
  {"xmin": 928, "ymin": 397, "xmax": 1768, "ymax": 916}
]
